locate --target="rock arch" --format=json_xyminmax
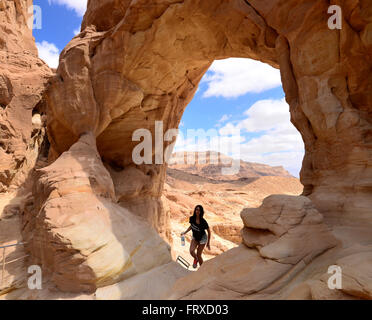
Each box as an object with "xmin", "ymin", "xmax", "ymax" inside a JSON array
[
  {"xmin": 47, "ymin": 0, "xmax": 372, "ymax": 228},
  {"xmin": 20, "ymin": 0, "xmax": 372, "ymax": 295}
]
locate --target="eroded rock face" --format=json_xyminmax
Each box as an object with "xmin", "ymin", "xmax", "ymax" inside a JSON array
[
  {"xmin": 23, "ymin": 133, "xmax": 172, "ymax": 292},
  {"xmin": 270, "ymin": 0, "xmax": 372, "ymax": 226},
  {"xmin": 0, "ymin": 0, "xmax": 53, "ymax": 192},
  {"xmin": 0, "ymin": 0, "xmax": 53, "ymax": 295},
  {"xmin": 0, "ymin": 0, "xmax": 36, "ymax": 53},
  {"xmin": 240, "ymin": 195, "xmax": 338, "ymax": 265}
]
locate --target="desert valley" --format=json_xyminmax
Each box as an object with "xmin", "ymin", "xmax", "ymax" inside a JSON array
[{"xmin": 164, "ymin": 152, "xmax": 303, "ymax": 264}]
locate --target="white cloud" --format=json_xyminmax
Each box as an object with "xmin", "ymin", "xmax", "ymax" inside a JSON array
[
  {"xmin": 73, "ymin": 27, "xmax": 80, "ymax": 36},
  {"xmin": 240, "ymin": 98, "xmax": 290, "ymax": 133},
  {"xmin": 36, "ymin": 41, "xmax": 60, "ymax": 69},
  {"xmin": 223, "ymin": 98, "xmax": 304, "ymax": 176},
  {"xmin": 48, "ymin": 0, "xmax": 87, "ymax": 16},
  {"xmin": 174, "ymin": 128, "xmax": 244, "ymax": 155},
  {"xmin": 175, "ymin": 98, "xmax": 304, "ymax": 177},
  {"xmin": 202, "ymin": 58, "xmax": 282, "ymax": 98},
  {"xmin": 240, "ymin": 150, "xmax": 304, "ymax": 177}
]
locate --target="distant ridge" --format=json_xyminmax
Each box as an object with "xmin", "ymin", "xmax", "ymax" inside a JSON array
[{"xmin": 168, "ymin": 151, "xmax": 292, "ymax": 181}]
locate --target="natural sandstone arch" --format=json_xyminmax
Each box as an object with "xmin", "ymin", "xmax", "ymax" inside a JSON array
[
  {"xmin": 46, "ymin": 0, "xmax": 372, "ymax": 228},
  {"xmin": 19, "ymin": 0, "xmax": 372, "ymax": 294}
]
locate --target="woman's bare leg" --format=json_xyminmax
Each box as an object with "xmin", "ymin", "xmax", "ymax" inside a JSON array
[
  {"xmin": 197, "ymin": 243, "xmax": 206, "ymax": 266},
  {"xmin": 189, "ymin": 239, "xmax": 198, "ymax": 260}
]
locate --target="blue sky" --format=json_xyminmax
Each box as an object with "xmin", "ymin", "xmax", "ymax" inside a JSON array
[{"xmin": 31, "ymin": 0, "xmax": 304, "ymax": 177}]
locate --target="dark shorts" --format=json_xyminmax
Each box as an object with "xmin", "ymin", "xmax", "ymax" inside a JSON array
[{"xmin": 192, "ymin": 233, "xmax": 208, "ymax": 244}]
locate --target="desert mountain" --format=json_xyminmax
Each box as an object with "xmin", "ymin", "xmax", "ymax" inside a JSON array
[{"xmin": 168, "ymin": 151, "xmax": 293, "ymax": 181}]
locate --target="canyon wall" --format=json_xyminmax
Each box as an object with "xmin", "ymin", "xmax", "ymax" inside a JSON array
[
  {"xmin": 0, "ymin": 0, "xmax": 52, "ymax": 192},
  {"xmin": 0, "ymin": 0, "xmax": 53, "ymax": 294}
]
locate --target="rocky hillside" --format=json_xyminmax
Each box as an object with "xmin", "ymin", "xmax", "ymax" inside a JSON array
[{"xmin": 169, "ymin": 151, "xmax": 293, "ymax": 180}]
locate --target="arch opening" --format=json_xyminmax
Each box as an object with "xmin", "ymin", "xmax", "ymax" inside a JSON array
[{"xmin": 164, "ymin": 57, "xmax": 305, "ymax": 266}]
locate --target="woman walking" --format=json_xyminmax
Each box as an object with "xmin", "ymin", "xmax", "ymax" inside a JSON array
[{"xmin": 181, "ymin": 205, "xmax": 211, "ymax": 268}]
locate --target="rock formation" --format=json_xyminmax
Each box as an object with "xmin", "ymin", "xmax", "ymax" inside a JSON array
[
  {"xmin": 0, "ymin": 0, "xmax": 372, "ymax": 300},
  {"xmin": 23, "ymin": 133, "xmax": 172, "ymax": 293},
  {"xmin": 45, "ymin": 0, "xmax": 372, "ymax": 227},
  {"xmin": 0, "ymin": 0, "xmax": 52, "ymax": 192},
  {"xmin": 0, "ymin": 0, "xmax": 53, "ymax": 294}
]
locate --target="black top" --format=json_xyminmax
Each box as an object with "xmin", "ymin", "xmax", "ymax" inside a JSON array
[{"xmin": 189, "ymin": 216, "xmax": 209, "ymax": 241}]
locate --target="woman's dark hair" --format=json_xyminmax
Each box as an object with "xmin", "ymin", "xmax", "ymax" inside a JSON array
[{"xmin": 192, "ymin": 205, "xmax": 204, "ymax": 219}]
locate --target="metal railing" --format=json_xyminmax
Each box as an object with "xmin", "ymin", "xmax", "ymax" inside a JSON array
[
  {"xmin": 0, "ymin": 242, "xmax": 28, "ymax": 287},
  {"xmin": 176, "ymin": 255, "xmax": 190, "ymax": 269}
]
